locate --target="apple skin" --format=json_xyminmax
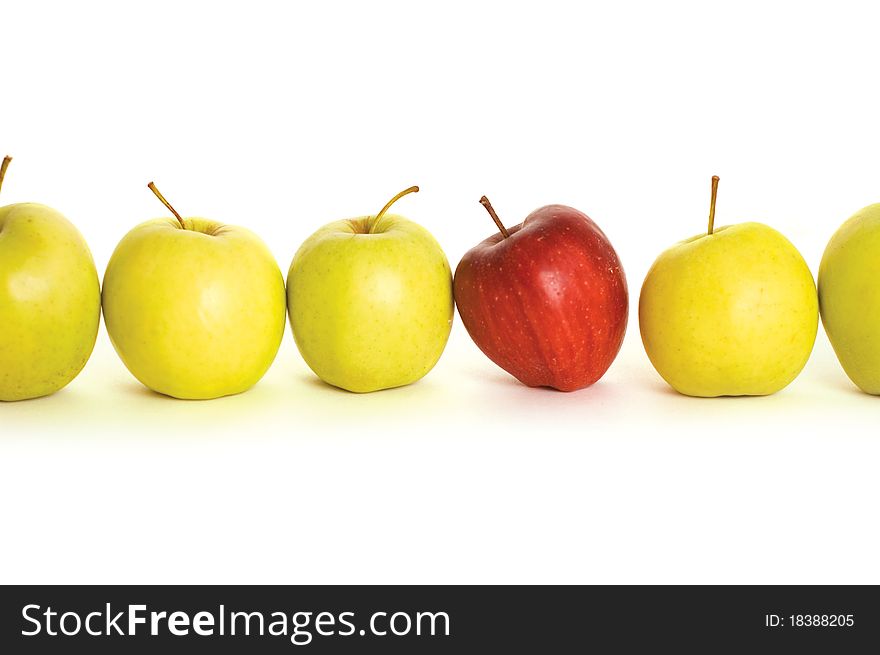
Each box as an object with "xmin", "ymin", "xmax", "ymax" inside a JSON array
[
  {"xmin": 819, "ymin": 203, "xmax": 880, "ymax": 394},
  {"xmin": 639, "ymin": 222, "xmax": 818, "ymax": 397},
  {"xmin": 0, "ymin": 203, "xmax": 101, "ymax": 401},
  {"xmin": 102, "ymin": 218, "xmax": 286, "ymax": 400},
  {"xmin": 453, "ymin": 204, "xmax": 628, "ymax": 391},
  {"xmin": 288, "ymin": 213, "xmax": 453, "ymax": 393}
]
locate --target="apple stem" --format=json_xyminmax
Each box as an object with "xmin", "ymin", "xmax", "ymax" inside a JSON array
[
  {"xmin": 479, "ymin": 196, "xmax": 510, "ymax": 239},
  {"xmin": 0, "ymin": 156, "xmax": 11, "ymax": 195},
  {"xmin": 707, "ymin": 175, "xmax": 720, "ymax": 235},
  {"xmin": 370, "ymin": 186, "xmax": 419, "ymax": 233},
  {"xmin": 147, "ymin": 181, "xmax": 187, "ymax": 229}
]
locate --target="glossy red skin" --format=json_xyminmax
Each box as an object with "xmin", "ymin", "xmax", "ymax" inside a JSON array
[{"xmin": 454, "ymin": 204, "xmax": 628, "ymax": 391}]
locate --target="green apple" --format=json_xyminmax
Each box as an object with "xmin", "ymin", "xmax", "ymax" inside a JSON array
[
  {"xmin": 639, "ymin": 176, "xmax": 818, "ymax": 397},
  {"xmin": 0, "ymin": 156, "xmax": 101, "ymax": 401},
  {"xmin": 102, "ymin": 182, "xmax": 286, "ymax": 400},
  {"xmin": 819, "ymin": 203, "xmax": 880, "ymax": 394},
  {"xmin": 288, "ymin": 186, "xmax": 453, "ymax": 393}
]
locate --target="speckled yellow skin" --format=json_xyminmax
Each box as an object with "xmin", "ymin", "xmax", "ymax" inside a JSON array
[
  {"xmin": 102, "ymin": 218, "xmax": 286, "ymax": 400},
  {"xmin": 819, "ymin": 204, "xmax": 880, "ymax": 394},
  {"xmin": 639, "ymin": 222, "xmax": 818, "ymax": 397},
  {"xmin": 0, "ymin": 203, "xmax": 100, "ymax": 401},
  {"xmin": 288, "ymin": 213, "xmax": 453, "ymax": 393}
]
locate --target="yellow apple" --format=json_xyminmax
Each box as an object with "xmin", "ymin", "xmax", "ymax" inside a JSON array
[
  {"xmin": 0, "ymin": 156, "xmax": 101, "ymax": 401},
  {"xmin": 639, "ymin": 177, "xmax": 818, "ymax": 397},
  {"xmin": 102, "ymin": 183, "xmax": 286, "ymax": 399},
  {"xmin": 288, "ymin": 186, "xmax": 453, "ymax": 393},
  {"xmin": 819, "ymin": 203, "xmax": 880, "ymax": 394}
]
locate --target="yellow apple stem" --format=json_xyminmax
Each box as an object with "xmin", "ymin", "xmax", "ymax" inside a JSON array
[
  {"xmin": 707, "ymin": 175, "xmax": 720, "ymax": 235},
  {"xmin": 0, "ymin": 156, "xmax": 12, "ymax": 195},
  {"xmin": 370, "ymin": 186, "xmax": 419, "ymax": 233},
  {"xmin": 479, "ymin": 196, "xmax": 510, "ymax": 239},
  {"xmin": 147, "ymin": 181, "xmax": 187, "ymax": 229}
]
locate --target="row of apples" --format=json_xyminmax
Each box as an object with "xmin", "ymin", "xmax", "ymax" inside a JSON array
[{"xmin": 0, "ymin": 156, "xmax": 874, "ymax": 401}]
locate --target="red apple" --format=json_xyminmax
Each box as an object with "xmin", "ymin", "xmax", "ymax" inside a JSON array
[{"xmin": 453, "ymin": 197, "xmax": 628, "ymax": 391}]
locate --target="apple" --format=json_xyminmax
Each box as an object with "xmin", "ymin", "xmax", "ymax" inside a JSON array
[
  {"xmin": 819, "ymin": 203, "xmax": 880, "ymax": 394},
  {"xmin": 639, "ymin": 176, "xmax": 818, "ymax": 397},
  {"xmin": 0, "ymin": 156, "xmax": 101, "ymax": 401},
  {"xmin": 453, "ymin": 196, "xmax": 628, "ymax": 391},
  {"xmin": 287, "ymin": 186, "xmax": 453, "ymax": 393},
  {"xmin": 102, "ymin": 182, "xmax": 286, "ymax": 399}
]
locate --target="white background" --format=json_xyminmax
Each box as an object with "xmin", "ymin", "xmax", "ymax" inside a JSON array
[{"xmin": 1, "ymin": 0, "xmax": 879, "ymax": 584}]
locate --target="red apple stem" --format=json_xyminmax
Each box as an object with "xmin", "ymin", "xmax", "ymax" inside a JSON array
[
  {"xmin": 147, "ymin": 181, "xmax": 187, "ymax": 229},
  {"xmin": 0, "ymin": 156, "xmax": 12, "ymax": 195},
  {"xmin": 479, "ymin": 196, "xmax": 510, "ymax": 239},
  {"xmin": 370, "ymin": 186, "xmax": 419, "ymax": 234},
  {"xmin": 707, "ymin": 175, "xmax": 720, "ymax": 235}
]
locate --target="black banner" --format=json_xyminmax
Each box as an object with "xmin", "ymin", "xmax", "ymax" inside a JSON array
[{"xmin": 1, "ymin": 585, "xmax": 876, "ymax": 653}]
